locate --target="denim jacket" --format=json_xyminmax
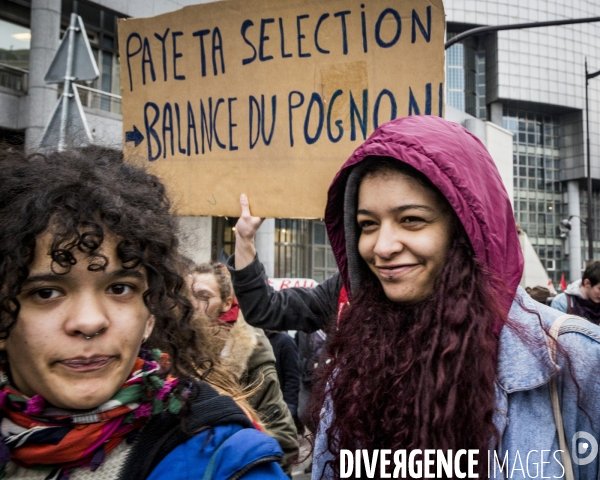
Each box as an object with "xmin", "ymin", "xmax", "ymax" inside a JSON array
[{"xmin": 313, "ymin": 288, "xmax": 600, "ymax": 479}]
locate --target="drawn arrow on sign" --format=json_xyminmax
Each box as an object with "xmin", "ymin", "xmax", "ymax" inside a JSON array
[{"xmin": 125, "ymin": 125, "xmax": 144, "ymax": 147}]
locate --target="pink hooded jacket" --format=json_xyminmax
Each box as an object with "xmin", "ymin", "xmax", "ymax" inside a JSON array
[{"xmin": 324, "ymin": 115, "xmax": 523, "ymax": 311}]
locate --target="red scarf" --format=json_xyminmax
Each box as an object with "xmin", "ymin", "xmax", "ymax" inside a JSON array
[
  {"xmin": 0, "ymin": 350, "xmax": 179, "ymax": 476},
  {"xmin": 218, "ymin": 301, "xmax": 240, "ymax": 323}
]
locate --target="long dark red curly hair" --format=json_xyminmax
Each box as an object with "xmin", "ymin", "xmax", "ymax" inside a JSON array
[{"xmin": 311, "ymin": 229, "xmax": 509, "ymax": 478}]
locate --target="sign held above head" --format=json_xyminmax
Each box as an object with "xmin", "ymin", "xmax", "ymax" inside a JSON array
[{"xmin": 118, "ymin": 0, "xmax": 445, "ymax": 218}]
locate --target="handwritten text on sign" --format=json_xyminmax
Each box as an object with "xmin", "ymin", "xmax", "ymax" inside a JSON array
[{"xmin": 118, "ymin": 0, "xmax": 445, "ymax": 218}]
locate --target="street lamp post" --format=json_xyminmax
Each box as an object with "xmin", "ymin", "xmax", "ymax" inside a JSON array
[{"xmin": 585, "ymin": 58, "xmax": 600, "ymax": 263}]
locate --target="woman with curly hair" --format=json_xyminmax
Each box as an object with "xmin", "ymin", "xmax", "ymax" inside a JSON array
[
  {"xmin": 0, "ymin": 147, "xmax": 287, "ymax": 479},
  {"xmin": 312, "ymin": 115, "xmax": 600, "ymax": 479}
]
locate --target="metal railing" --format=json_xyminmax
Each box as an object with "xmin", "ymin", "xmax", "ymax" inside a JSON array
[
  {"xmin": 0, "ymin": 64, "xmax": 123, "ymax": 117},
  {"xmin": 0, "ymin": 63, "xmax": 28, "ymax": 92},
  {"xmin": 74, "ymin": 83, "xmax": 122, "ymax": 115}
]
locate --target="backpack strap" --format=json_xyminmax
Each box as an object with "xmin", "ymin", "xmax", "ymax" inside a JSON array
[
  {"xmin": 547, "ymin": 314, "xmax": 579, "ymax": 480},
  {"xmin": 201, "ymin": 438, "xmax": 230, "ymax": 480},
  {"xmin": 119, "ymin": 381, "xmax": 253, "ymax": 480}
]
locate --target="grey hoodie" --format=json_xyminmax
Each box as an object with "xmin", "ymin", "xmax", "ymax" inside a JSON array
[{"xmin": 551, "ymin": 279, "xmax": 583, "ymax": 313}]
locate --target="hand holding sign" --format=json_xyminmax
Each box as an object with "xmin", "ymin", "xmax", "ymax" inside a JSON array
[
  {"xmin": 237, "ymin": 194, "xmax": 265, "ymax": 239},
  {"xmin": 235, "ymin": 194, "xmax": 265, "ymax": 270}
]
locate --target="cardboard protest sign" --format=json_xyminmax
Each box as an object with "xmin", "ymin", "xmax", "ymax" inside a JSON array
[{"xmin": 118, "ymin": 0, "xmax": 445, "ymax": 218}]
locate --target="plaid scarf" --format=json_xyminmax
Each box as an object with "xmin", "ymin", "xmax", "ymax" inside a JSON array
[{"xmin": 0, "ymin": 349, "xmax": 182, "ymax": 480}]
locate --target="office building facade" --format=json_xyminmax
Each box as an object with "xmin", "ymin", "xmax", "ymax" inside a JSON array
[{"xmin": 446, "ymin": 0, "xmax": 600, "ymax": 284}]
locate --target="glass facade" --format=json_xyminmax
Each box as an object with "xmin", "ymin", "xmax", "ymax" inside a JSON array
[
  {"xmin": 0, "ymin": 17, "xmax": 30, "ymax": 70},
  {"xmin": 466, "ymin": 39, "xmax": 486, "ymax": 120},
  {"xmin": 211, "ymin": 218, "xmax": 337, "ymax": 282},
  {"xmin": 274, "ymin": 219, "xmax": 309, "ymax": 278},
  {"xmin": 446, "ymin": 34, "xmax": 486, "ymax": 120},
  {"xmin": 274, "ymin": 219, "xmax": 338, "ymax": 281},
  {"xmin": 0, "ymin": 0, "xmax": 122, "ymax": 112},
  {"xmin": 446, "ymin": 37, "xmax": 465, "ymax": 112},
  {"xmin": 211, "ymin": 217, "xmax": 237, "ymax": 262},
  {"xmin": 580, "ymin": 189, "xmax": 600, "ymax": 260},
  {"xmin": 0, "ymin": 2, "xmax": 31, "ymax": 92},
  {"xmin": 310, "ymin": 221, "xmax": 338, "ymax": 283},
  {"xmin": 502, "ymin": 109, "xmax": 564, "ymax": 283}
]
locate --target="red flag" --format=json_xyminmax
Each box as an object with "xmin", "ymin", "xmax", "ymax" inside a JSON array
[{"xmin": 559, "ymin": 273, "xmax": 567, "ymax": 291}]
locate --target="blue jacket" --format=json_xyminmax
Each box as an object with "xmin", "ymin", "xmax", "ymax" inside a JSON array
[
  {"xmin": 313, "ymin": 288, "xmax": 600, "ymax": 479},
  {"xmin": 149, "ymin": 423, "xmax": 288, "ymax": 480}
]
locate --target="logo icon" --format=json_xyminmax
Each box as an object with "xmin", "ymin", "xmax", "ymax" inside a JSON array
[{"xmin": 572, "ymin": 432, "xmax": 598, "ymax": 466}]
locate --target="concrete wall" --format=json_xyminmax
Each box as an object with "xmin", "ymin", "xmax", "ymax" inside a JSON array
[
  {"xmin": 178, "ymin": 216, "xmax": 212, "ymax": 264},
  {"xmin": 485, "ymin": 121, "xmax": 514, "ymax": 203},
  {"xmin": 25, "ymin": 0, "xmax": 61, "ymax": 150},
  {"xmin": 560, "ymin": 110, "xmax": 585, "ymax": 182},
  {"xmin": 446, "ymin": 105, "xmax": 514, "ymax": 204},
  {"xmin": 0, "ymin": 88, "xmax": 26, "ymax": 130},
  {"xmin": 85, "ymin": 107, "xmax": 123, "ymax": 148}
]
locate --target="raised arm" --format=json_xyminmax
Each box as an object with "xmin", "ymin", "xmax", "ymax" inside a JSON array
[
  {"xmin": 228, "ymin": 194, "xmax": 341, "ymax": 333},
  {"xmin": 234, "ymin": 194, "xmax": 264, "ymax": 270}
]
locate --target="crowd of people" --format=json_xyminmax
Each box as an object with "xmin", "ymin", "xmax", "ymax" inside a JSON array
[
  {"xmin": 523, "ymin": 260, "xmax": 600, "ymax": 324},
  {"xmin": 0, "ymin": 115, "xmax": 599, "ymax": 479}
]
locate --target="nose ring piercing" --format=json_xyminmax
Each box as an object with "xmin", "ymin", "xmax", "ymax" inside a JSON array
[{"xmin": 83, "ymin": 332, "xmax": 100, "ymax": 340}]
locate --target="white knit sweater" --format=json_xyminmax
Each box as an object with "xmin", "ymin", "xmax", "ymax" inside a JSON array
[{"xmin": 5, "ymin": 441, "xmax": 133, "ymax": 479}]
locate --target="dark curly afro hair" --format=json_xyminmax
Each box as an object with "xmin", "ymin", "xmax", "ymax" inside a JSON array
[{"xmin": 0, "ymin": 146, "xmax": 202, "ymax": 381}]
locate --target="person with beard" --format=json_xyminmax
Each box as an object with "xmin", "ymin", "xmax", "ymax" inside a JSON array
[
  {"xmin": 551, "ymin": 261, "xmax": 600, "ymax": 324},
  {"xmin": 308, "ymin": 115, "xmax": 600, "ymax": 479}
]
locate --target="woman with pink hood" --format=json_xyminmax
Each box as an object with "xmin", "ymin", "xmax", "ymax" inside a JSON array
[{"xmin": 311, "ymin": 115, "xmax": 600, "ymax": 479}]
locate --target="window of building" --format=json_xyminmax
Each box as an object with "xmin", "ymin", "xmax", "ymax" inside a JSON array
[
  {"xmin": 0, "ymin": 0, "xmax": 123, "ymax": 110},
  {"xmin": 211, "ymin": 216, "xmax": 237, "ymax": 262},
  {"xmin": 311, "ymin": 221, "xmax": 338, "ymax": 282},
  {"xmin": 0, "ymin": 1, "xmax": 31, "ymax": 92},
  {"xmin": 274, "ymin": 219, "xmax": 309, "ymax": 278},
  {"xmin": 446, "ymin": 34, "xmax": 465, "ymax": 112},
  {"xmin": 0, "ymin": 0, "xmax": 30, "ymax": 28},
  {"xmin": 579, "ymin": 189, "xmax": 600, "ymax": 260},
  {"xmin": 211, "ymin": 218, "xmax": 338, "ymax": 282},
  {"xmin": 502, "ymin": 108, "xmax": 563, "ymax": 283},
  {"xmin": 473, "ymin": 44, "xmax": 486, "ymax": 119},
  {"xmin": 446, "ymin": 32, "xmax": 486, "ymax": 120},
  {"xmin": 273, "ymin": 219, "xmax": 339, "ymax": 281},
  {"xmin": 0, "ymin": 18, "xmax": 30, "ymax": 69}
]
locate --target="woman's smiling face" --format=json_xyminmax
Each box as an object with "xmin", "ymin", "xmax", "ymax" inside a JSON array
[
  {"xmin": 6, "ymin": 232, "xmax": 155, "ymax": 410},
  {"xmin": 357, "ymin": 169, "xmax": 454, "ymax": 305}
]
